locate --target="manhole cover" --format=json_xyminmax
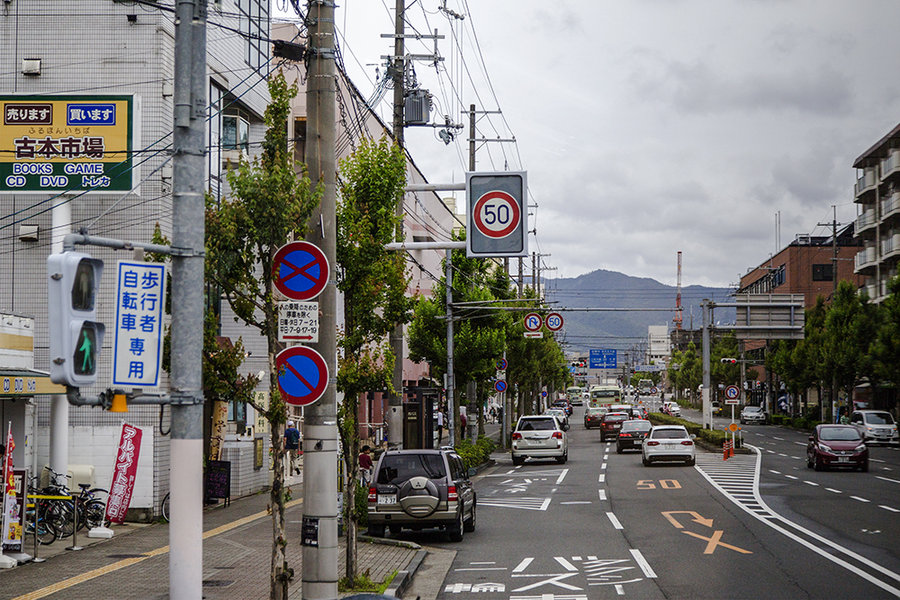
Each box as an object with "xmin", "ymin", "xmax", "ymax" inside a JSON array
[
  {"xmin": 107, "ymin": 554, "xmax": 147, "ymax": 559},
  {"xmin": 202, "ymin": 580, "xmax": 234, "ymax": 587}
]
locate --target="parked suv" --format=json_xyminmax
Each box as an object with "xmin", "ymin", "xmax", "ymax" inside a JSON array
[
  {"xmin": 367, "ymin": 449, "xmax": 476, "ymax": 542},
  {"xmin": 849, "ymin": 410, "xmax": 899, "ymax": 445}
]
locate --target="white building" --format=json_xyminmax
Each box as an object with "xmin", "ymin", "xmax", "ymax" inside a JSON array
[{"xmin": 647, "ymin": 325, "xmax": 670, "ymax": 366}]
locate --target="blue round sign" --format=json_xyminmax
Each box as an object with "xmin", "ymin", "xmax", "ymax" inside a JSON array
[
  {"xmin": 494, "ymin": 380, "xmax": 507, "ymax": 393},
  {"xmin": 273, "ymin": 241, "xmax": 329, "ymax": 301},
  {"xmin": 497, "ymin": 358, "xmax": 508, "ymax": 371},
  {"xmin": 276, "ymin": 346, "xmax": 328, "ymax": 406}
]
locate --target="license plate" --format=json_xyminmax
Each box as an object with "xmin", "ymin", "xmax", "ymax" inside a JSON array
[
  {"xmin": 634, "ymin": 440, "xmax": 643, "ymax": 445},
  {"xmin": 378, "ymin": 494, "xmax": 396, "ymax": 504},
  {"xmin": 837, "ymin": 457, "xmax": 849, "ymax": 463}
]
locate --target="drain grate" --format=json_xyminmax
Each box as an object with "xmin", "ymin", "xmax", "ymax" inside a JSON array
[
  {"xmin": 202, "ymin": 580, "xmax": 235, "ymax": 587},
  {"xmin": 107, "ymin": 554, "xmax": 147, "ymax": 559}
]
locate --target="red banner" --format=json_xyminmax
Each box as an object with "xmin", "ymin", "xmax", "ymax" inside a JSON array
[
  {"xmin": 2, "ymin": 423, "xmax": 20, "ymax": 550},
  {"xmin": 105, "ymin": 423, "xmax": 142, "ymax": 524}
]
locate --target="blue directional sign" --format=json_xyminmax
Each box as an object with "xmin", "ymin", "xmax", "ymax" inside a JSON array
[
  {"xmin": 589, "ymin": 349, "xmax": 617, "ymax": 369},
  {"xmin": 273, "ymin": 241, "xmax": 329, "ymax": 301},
  {"xmin": 275, "ymin": 346, "xmax": 328, "ymax": 406}
]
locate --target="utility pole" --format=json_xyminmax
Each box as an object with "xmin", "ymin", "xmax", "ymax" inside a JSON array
[
  {"xmin": 304, "ymin": 0, "xmax": 338, "ymax": 597},
  {"xmin": 170, "ymin": 1, "xmax": 207, "ymax": 598},
  {"xmin": 817, "ymin": 206, "xmax": 840, "ymax": 422},
  {"xmin": 387, "ymin": 0, "xmax": 406, "ymax": 450},
  {"xmin": 701, "ymin": 300, "xmax": 711, "ymax": 430}
]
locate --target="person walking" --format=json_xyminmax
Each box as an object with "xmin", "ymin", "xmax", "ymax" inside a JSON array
[
  {"xmin": 358, "ymin": 445, "xmax": 374, "ymax": 486},
  {"xmin": 284, "ymin": 420, "xmax": 301, "ymax": 475},
  {"xmin": 436, "ymin": 408, "xmax": 445, "ymax": 445}
]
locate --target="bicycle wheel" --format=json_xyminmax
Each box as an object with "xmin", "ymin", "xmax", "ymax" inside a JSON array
[
  {"xmin": 161, "ymin": 492, "xmax": 170, "ymax": 523},
  {"xmin": 35, "ymin": 503, "xmax": 58, "ymax": 545},
  {"xmin": 84, "ymin": 500, "xmax": 110, "ymax": 529},
  {"xmin": 49, "ymin": 500, "xmax": 76, "ymax": 539}
]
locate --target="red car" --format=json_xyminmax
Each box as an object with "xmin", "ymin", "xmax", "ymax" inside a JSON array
[
  {"xmin": 600, "ymin": 412, "xmax": 629, "ymax": 442},
  {"xmin": 806, "ymin": 424, "xmax": 868, "ymax": 472}
]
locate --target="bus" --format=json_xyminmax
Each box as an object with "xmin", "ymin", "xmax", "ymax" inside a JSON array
[
  {"xmin": 566, "ymin": 386, "xmax": 585, "ymax": 406},
  {"xmin": 638, "ymin": 379, "xmax": 654, "ymax": 395},
  {"xmin": 588, "ymin": 384, "xmax": 622, "ymax": 408}
]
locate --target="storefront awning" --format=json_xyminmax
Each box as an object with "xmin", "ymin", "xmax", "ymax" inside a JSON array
[{"xmin": 0, "ymin": 368, "xmax": 65, "ymax": 397}]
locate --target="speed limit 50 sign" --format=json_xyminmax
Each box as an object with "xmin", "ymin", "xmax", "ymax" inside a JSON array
[{"xmin": 466, "ymin": 171, "xmax": 528, "ymax": 258}]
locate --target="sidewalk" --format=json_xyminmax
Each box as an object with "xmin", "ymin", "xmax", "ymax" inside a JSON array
[{"xmin": 0, "ymin": 476, "xmax": 419, "ymax": 600}]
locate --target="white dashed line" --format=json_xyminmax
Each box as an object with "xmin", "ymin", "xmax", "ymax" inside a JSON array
[
  {"xmin": 879, "ymin": 505, "xmax": 900, "ymax": 513},
  {"xmin": 774, "ymin": 436, "xmax": 785, "ymax": 441},
  {"xmin": 556, "ymin": 469, "xmax": 569, "ymax": 485},
  {"xmin": 803, "ymin": 481, "xmax": 819, "ymax": 486},
  {"xmin": 598, "ymin": 473, "xmax": 605, "ymax": 483},
  {"xmin": 851, "ymin": 496, "xmax": 871, "ymax": 503},
  {"xmin": 825, "ymin": 488, "xmax": 842, "ymax": 494},
  {"xmin": 598, "ymin": 489, "xmax": 607, "ymax": 501},
  {"xmin": 601, "ymin": 462, "xmax": 608, "ymax": 470},
  {"xmin": 794, "ymin": 442, "xmax": 807, "ymax": 446},
  {"xmin": 875, "ymin": 476, "xmax": 900, "ymax": 484},
  {"xmin": 630, "ymin": 549, "xmax": 657, "ymax": 578},
  {"xmin": 606, "ymin": 512, "xmax": 624, "ymax": 530},
  {"xmin": 769, "ymin": 469, "xmax": 782, "ymax": 474},
  {"xmin": 785, "ymin": 475, "xmax": 798, "ymax": 480}
]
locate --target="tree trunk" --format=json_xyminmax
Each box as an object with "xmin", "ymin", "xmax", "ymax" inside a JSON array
[{"xmin": 270, "ymin": 421, "xmax": 289, "ymax": 600}]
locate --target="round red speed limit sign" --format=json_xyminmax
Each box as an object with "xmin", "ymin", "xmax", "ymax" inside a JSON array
[
  {"xmin": 545, "ymin": 312, "xmax": 563, "ymax": 331},
  {"xmin": 472, "ymin": 190, "xmax": 521, "ymax": 239}
]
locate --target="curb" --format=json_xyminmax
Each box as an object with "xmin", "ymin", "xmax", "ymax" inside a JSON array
[
  {"xmin": 358, "ymin": 535, "xmax": 422, "ymax": 551},
  {"xmin": 384, "ymin": 548, "xmax": 427, "ymax": 598}
]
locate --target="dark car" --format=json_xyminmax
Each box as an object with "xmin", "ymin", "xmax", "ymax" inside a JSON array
[
  {"xmin": 616, "ymin": 419, "xmax": 652, "ymax": 453},
  {"xmin": 552, "ymin": 399, "xmax": 573, "ymax": 416},
  {"xmin": 806, "ymin": 424, "xmax": 868, "ymax": 472},
  {"xmin": 367, "ymin": 449, "xmax": 477, "ymax": 541},
  {"xmin": 600, "ymin": 412, "xmax": 629, "ymax": 442},
  {"xmin": 584, "ymin": 406, "xmax": 606, "ymax": 429}
]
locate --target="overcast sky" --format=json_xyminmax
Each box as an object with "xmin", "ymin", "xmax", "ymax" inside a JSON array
[{"xmin": 278, "ymin": 0, "xmax": 900, "ymax": 288}]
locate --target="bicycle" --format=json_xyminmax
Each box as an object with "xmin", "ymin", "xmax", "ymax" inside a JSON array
[
  {"xmin": 25, "ymin": 476, "xmax": 60, "ymax": 545},
  {"xmin": 160, "ymin": 492, "xmax": 170, "ymax": 523}
]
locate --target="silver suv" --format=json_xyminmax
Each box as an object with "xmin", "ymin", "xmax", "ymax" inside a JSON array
[
  {"xmin": 367, "ymin": 449, "xmax": 476, "ymax": 542},
  {"xmin": 850, "ymin": 410, "xmax": 899, "ymax": 445}
]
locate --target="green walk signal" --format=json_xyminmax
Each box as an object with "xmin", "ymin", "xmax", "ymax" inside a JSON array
[{"xmin": 74, "ymin": 323, "xmax": 99, "ymax": 375}]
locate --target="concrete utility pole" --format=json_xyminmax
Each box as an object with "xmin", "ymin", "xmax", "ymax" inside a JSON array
[
  {"xmin": 817, "ymin": 206, "xmax": 841, "ymax": 420},
  {"xmin": 304, "ymin": 0, "xmax": 339, "ymax": 597},
  {"xmin": 169, "ymin": 1, "xmax": 207, "ymax": 598},
  {"xmin": 701, "ymin": 300, "xmax": 712, "ymax": 430},
  {"xmin": 387, "ymin": 0, "xmax": 406, "ymax": 450}
]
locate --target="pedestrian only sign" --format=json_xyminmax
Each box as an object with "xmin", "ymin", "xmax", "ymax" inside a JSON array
[
  {"xmin": 466, "ymin": 171, "xmax": 527, "ymax": 258},
  {"xmin": 112, "ymin": 260, "xmax": 166, "ymax": 387}
]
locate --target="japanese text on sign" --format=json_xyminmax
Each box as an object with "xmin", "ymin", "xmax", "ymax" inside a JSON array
[
  {"xmin": 278, "ymin": 301, "xmax": 319, "ymax": 343},
  {"xmin": 113, "ymin": 261, "xmax": 166, "ymax": 387}
]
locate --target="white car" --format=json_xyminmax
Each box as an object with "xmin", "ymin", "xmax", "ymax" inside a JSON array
[
  {"xmin": 740, "ymin": 405, "xmax": 766, "ymax": 425},
  {"xmin": 544, "ymin": 408, "xmax": 570, "ymax": 431},
  {"xmin": 662, "ymin": 401, "xmax": 681, "ymax": 417},
  {"xmin": 849, "ymin": 410, "xmax": 899, "ymax": 445},
  {"xmin": 642, "ymin": 425, "xmax": 695, "ymax": 466},
  {"xmin": 511, "ymin": 415, "xmax": 568, "ymax": 465}
]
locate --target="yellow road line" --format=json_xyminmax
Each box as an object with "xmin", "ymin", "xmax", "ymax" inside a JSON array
[{"xmin": 12, "ymin": 497, "xmax": 303, "ymax": 600}]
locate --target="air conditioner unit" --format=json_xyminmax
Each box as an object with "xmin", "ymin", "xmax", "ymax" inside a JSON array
[{"xmin": 404, "ymin": 90, "xmax": 431, "ymax": 126}]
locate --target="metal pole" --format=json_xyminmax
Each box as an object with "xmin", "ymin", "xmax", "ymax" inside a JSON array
[
  {"xmin": 169, "ymin": 1, "xmax": 207, "ymax": 598},
  {"xmin": 49, "ymin": 196, "xmax": 71, "ymax": 487},
  {"xmin": 304, "ymin": 0, "xmax": 339, "ymax": 595},
  {"xmin": 701, "ymin": 300, "xmax": 711, "ymax": 430},
  {"xmin": 446, "ymin": 249, "xmax": 455, "ymax": 446}
]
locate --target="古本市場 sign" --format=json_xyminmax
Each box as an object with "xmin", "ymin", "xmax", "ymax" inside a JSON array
[{"xmin": 1, "ymin": 95, "xmax": 138, "ymax": 193}]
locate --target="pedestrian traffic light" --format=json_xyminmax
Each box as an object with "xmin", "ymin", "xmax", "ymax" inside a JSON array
[
  {"xmin": 720, "ymin": 358, "xmax": 737, "ymax": 364},
  {"xmin": 48, "ymin": 251, "xmax": 105, "ymax": 386}
]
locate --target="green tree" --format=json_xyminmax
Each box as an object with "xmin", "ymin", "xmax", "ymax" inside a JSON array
[
  {"xmin": 873, "ymin": 276, "xmax": 900, "ymax": 389},
  {"xmin": 205, "ymin": 72, "xmax": 320, "ymax": 600},
  {"xmin": 334, "ymin": 137, "xmax": 412, "ymax": 583}
]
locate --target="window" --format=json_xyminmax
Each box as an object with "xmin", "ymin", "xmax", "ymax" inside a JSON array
[
  {"xmin": 772, "ymin": 265, "xmax": 786, "ymax": 288},
  {"xmin": 812, "ymin": 263, "xmax": 833, "ymax": 281},
  {"xmin": 222, "ymin": 112, "xmax": 250, "ymax": 152},
  {"xmin": 237, "ymin": 0, "xmax": 270, "ymax": 72},
  {"xmin": 293, "ymin": 117, "xmax": 306, "ymax": 161}
]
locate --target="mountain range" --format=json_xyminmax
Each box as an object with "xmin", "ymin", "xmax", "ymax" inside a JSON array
[{"xmin": 544, "ymin": 269, "xmax": 735, "ymax": 354}]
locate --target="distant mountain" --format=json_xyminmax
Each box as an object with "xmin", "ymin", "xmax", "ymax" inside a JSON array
[{"xmin": 544, "ymin": 269, "xmax": 734, "ymax": 354}]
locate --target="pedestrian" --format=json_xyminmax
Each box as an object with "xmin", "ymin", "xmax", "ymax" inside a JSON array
[
  {"xmin": 284, "ymin": 420, "xmax": 301, "ymax": 475},
  {"xmin": 489, "ymin": 405, "xmax": 497, "ymax": 424},
  {"xmin": 460, "ymin": 410, "xmax": 467, "ymax": 439},
  {"xmin": 436, "ymin": 408, "xmax": 445, "ymax": 445},
  {"xmin": 358, "ymin": 445, "xmax": 374, "ymax": 486}
]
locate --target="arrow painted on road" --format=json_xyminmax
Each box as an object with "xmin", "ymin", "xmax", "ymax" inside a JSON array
[{"xmin": 661, "ymin": 510, "xmax": 714, "ymax": 529}]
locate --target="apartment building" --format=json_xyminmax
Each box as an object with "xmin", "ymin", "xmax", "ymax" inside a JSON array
[{"xmin": 852, "ymin": 122, "xmax": 900, "ymax": 301}]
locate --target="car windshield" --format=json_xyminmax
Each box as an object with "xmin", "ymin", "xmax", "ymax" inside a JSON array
[
  {"xmin": 819, "ymin": 427, "xmax": 861, "ymax": 441},
  {"xmin": 587, "ymin": 408, "xmax": 605, "ymax": 415},
  {"xmin": 651, "ymin": 428, "xmax": 688, "ymax": 439},
  {"xmin": 605, "ymin": 414, "xmax": 627, "ymax": 422},
  {"xmin": 377, "ymin": 453, "xmax": 446, "ymax": 484},
  {"xmin": 622, "ymin": 421, "xmax": 651, "ymax": 432},
  {"xmin": 864, "ymin": 412, "xmax": 893, "ymax": 425},
  {"xmin": 744, "ymin": 407, "xmax": 762, "ymax": 413},
  {"xmin": 518, "ymin": 418, "xmax": 557, "ymax": 431}
]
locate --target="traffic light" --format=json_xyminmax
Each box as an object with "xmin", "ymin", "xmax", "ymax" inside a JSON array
[
  {"xmin": 720, "ymin": 357, "xmax": 737, "ymax": 364},
  {"xmin": 48, "ymin": 251, "xmax": 105, "ymax": 386}
]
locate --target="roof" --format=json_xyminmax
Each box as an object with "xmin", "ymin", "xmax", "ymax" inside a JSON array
[
  {"xmin": 853, "ymin": 122, "xmax": 900, "ymax": 168},
  {"xmin": 0, "ymin": 368, "xmax": 65, "ymax": 397}
]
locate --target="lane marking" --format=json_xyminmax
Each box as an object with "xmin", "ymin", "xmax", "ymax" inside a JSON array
[
  {"xmin": 598, "ymin": 473, "xmax": 606, "ymax": 483},
  {"xmin": 774, "ymin": 436, "xmax": 785, "ymax": 441},
  {"xmin": 769, "ymin": 469, "xmax": 782, "ymax": 474},
  {"xmin": 825, "ymin": 488, "xmax": 842, "ymax": 494},
  {"xmin": 560, "ymin": 501, "xmax": 592, "ymax": 505},
  {"xmin": 598, "ymin": 489, "xmax": 607, "ymax": 501},
  {"xmin": 803, "ymin": 481, "xmax": 819, "ymax": 486},
  {"xmin": 606, "ymin": 512, "xmax": 624, "ymax": 530},
  {"xmin": 879, "ymin": 505, "xmax": 900, "ymax": 513},
  {"xmin": 454, "ymin": 567, "xmax": 506, "ymax": 571},
  {"xmin": 512, "ymin": 557, "xmax": 533, "ymax": 572},
  {"xmin": 556, "ymin": 469, "xmax": 569, "ymax": 485},
  {"xmin": 875, "ymin": 476, "xmax": 900, "ymax": 484},
  {"xmin": 12, "ymin": 497, "xmax": 304, "ymax": 600},
  {"xmin": 601, "ymin": 462, "xmax": 608, "ymax": 470},
  {"xmin": 871, "ymin": 458, "xmax": 886, "ymax": 463},
  {"xmin": 851, "ymin": 496, "xmax": 871, "ymax": 503},
  {"xmin": 785, "ymin": 475, "xmax": 798, "ymax": 480},
  {"xmin": 794, "ymin": 442, "xmax": 807, "ymax": 446},
  {"xmin": 629, "ymin": 549, "xmax": 657, "ymax": 578},
  {"xmin": 554, "ymin": 556, "xmax": 578, "ymax": 571}
]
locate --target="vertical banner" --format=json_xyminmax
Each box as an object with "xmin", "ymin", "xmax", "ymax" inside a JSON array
[
  {"xmin": 1, "ymin": 423, "xmax": 22, "ymax": 552},
  {"xmin": 105, "ymin": 423, "xmax": 143, "ymax": 524},
  {"xmin": 209, "ymin": 400, "xmax": 228, "ymax": 461}
]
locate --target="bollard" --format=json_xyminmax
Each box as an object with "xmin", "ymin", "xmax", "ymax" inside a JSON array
[{"xmin": 66, "ymin": 496, "xmax": 83, "ymax": 551}]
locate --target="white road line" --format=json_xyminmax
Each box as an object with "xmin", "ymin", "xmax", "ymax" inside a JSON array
[
  {"xmin": 598, "ymin": 473, "xmax": 606, "ymax": 483},
  {"xmin": 560, "ymin": 501, "xmax": 592, "ymax": 505},
  {"xmin": 876, "ymin": 476, "xmax": 900, "ymax": 484},
  {"xmin": 851, "ymin": 496, "xmax": 871, "ymax": 503},
  {"xmin": 825, "ymin": 488, "xmax": 843, "ymax": 494},
  {"xmin": 803, "ymin": 481, "xmax": 819, "ymax": 486},
  {"xmin": 512, "ymin": 557, "xmax": 533, "ymax": 573},
  {"xmin": 556, "ymin": 469, "xmax": 569, "ymax": 485},
  {"xmin": 794, "ymin": 441, "xmax": 806, "ymax": 446},
  {"xmin": 606, "ymin": 512, "xmax": 624, "ymax": 530},
  {"xmin": 598, "ymin": 489, "xmax": 607, "ymax": 501},
  {"xmin": 554, "ymin": 556, "xmax": 578, "ymax": 571},
  {"xmin": 774, "ymin": 436, "xmax": 785, "ymax": 441},
  {"xmin": 470, "ymin": 561, "xmax": 496, "ymax": 565},
  {"xmin": 785, "ymin": 475, "xmax": 798, "ymax": 480},
  {"xmin": 454, "ymin": 567, "xmax": 506, "ymax": 571},
  {"xmin": 616, "ymin": 584, "xmax": 626, "ymax": 595},
  {"xmin": 879, "ymin": 505, "xmax": 900, "ymax": 513},
  {"xmin": 601, "ymin": 462, "xmax": 608, "ymax": 470},
  {"xmin": 871, "ymin": 458, "xmax": 886, "ymax": 463},
  {"xmin": 629, "ymin": 549, "xmax": 657, "ymax": 578},
  {"xmin": 769, "ymin": 469, "xmax": 782, "ymax": 474},
  {"xmin": 778, "ymin": 453, "xmax": 788, "ymax": 457}
]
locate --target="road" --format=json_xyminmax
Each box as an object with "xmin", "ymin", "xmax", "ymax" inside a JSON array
[{"xmin": 398, "ymin": 401, "xmax": 900, "ymax": 599}]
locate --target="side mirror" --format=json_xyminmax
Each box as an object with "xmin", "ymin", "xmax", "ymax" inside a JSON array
[
  {"xmin": 467, "ymin": 467, "xmax": 477, "ymax": 478},
  {"xmin": 690, "ymin": 434, "xmax": 696, "ymax": 440}
]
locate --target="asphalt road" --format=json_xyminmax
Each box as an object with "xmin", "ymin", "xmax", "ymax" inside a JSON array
[{"xmin": 394, "ymin": 402, "xmax": 900, "ymax": 599}]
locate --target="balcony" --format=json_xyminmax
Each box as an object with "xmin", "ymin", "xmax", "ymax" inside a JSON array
[
  {"xmin": 855, "ymin": 208, "xmax": 877, "ymax": 234},
  {"xmin": 882, "ymin": 149, "xmax": 900, "ymax": 183},
  {"xmin": 882, "ymin": 191, "xmax": 900, "ymax": 222},
  {"xmin": 856, "ymin": 168, "xmax": 877, "ymax": 200},
  {"xmin": 855, "ymin": 246, "xmax": 877, "ymax": 273},
  {"xmin": 882, "ymin": 233, "xmax": 900, "ymax": 260}
]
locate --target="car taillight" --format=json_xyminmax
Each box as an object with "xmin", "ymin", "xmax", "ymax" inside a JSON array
[
  {"xmin": 552, "ymin": 431, "xmax": 563, "ymax": 439},
  {"xmin": 512, "ymin": 432, "xmax": 522, "ymax": 440},
  {"xmin": 681, "ymin": 440, "xmax": 694, "ymax": 446},
  {"xmin": 368, "ymin": 487, "xmax": 377, "ymax": 503},
  {"xmin": 647, "ymin": 441, "xmax": 660, "ymax": 446},
  {"xmin": 448, "ymin": 485, "xmax": 458, "ymax": 502}
]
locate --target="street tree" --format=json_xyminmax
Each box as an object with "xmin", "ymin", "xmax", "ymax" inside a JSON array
[
  {"xmin": 873, "ymin": 277, "xmax": 900, "ymax": 389},
  {"xmin": 334, "ymin": 136, "xmax": 412, "ymax": 584},
  {"xmin": 205, "ymin": 72, "xmax": 320, "ymax": 600}
]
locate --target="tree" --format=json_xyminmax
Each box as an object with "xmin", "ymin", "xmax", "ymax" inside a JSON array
[
  {"xmin": 205, "ymin": 72, "xmax": 320, "ymax": 600},
  {"xmin": 334, "ymin": 136, "xmax": 412, "ymax": 584},
  {"xmin": 872, "ymin": 276, "xmax": 900, "ymax": 388}
]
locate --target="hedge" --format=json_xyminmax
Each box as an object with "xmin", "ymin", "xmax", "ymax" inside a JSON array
[
  {"xmin": 455, "ymin": 437, "xmax": 496, "ymax": 470},
  {"xmin": 648, "ymin": 412, "xmax": 728, "ymax": 447}
]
